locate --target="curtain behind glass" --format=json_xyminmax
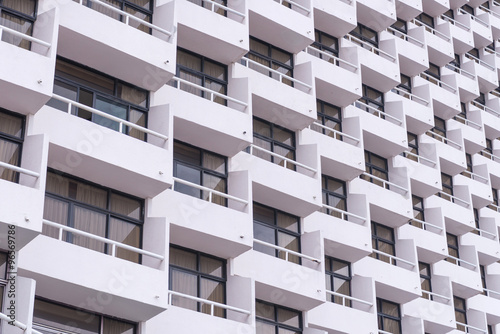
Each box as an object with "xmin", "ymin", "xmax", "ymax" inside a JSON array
[
  {"xmin": 170, "ymin": 269, "xmax": 198, "ymax": 311},
  {"xmin": 0, "ymin": 12, "xmax": 32, "ymax": 49},
  {"xmin": 42, "ymin": 197, "xmax": 69, "ymax": 238},
  {"xmin": 103, "ymin": 317, "xmax": 135, "ymax": 334},
  {"xmin": 3, "ymin": 0, "xmax": 36, "ymax": 16},
  {"xmin": 70, "ymin": 206, "xmax": 106, "ymax": 253},
  {"xmin": 108, "ymin": 217, "xmax": 141, "ymax": 263},
  {"xmin": 110, "ymin": 193, "xmax": 141, "ymax": 219},
  {"xmin": 200, "ymin": 278, "xmax": 225, "ymax": 317},
  {"xmin": 0, "ymin": 139, "xmax": 20, "ymax": 182}
]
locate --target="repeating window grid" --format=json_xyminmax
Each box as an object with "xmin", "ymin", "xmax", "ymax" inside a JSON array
[
  {"xmin": 409, "ymin": 195, "xmax": 426, "ymax": 229},
  {"xmin": 454, "ymin": 296, "xmax": 468, "ymax": 331},
  {"xmin": 0, "ymin": 109, "xmax": 25, "ymax": 183},
  {"xmin": 311, "ymin": 100, "xmax": 342, "ymax": 140},
  {"xmin": 255, "ymin": 300, "xmax": 302, "ymax": 334},
  {"xmin": 253, "ymin": 202, "xmax": 302, "ymax": 264},
  {"xmin": 357, "ymin": 85, "xmax": 385, "ymax": 117},
  {"xmin": 446, "ymin": 233, "xmax": 460, "ymax": 265},
  {"xmin": 173, "ymin": 140, "xmax": 228, "ymax": 206},
  {"xmin": 371, "ymin": 222, "xmax": 396, "ymax": 264},
  {"xmin": 377, "ymin": 298, "xmax": 402, "ymax": 334},
  {"xmin": 419, "ymin": 262, "xmax": 432, "ymax": 300},
  {"xmin": 321, "ymin": 175, "xmax": 347, "ymax": 219},
  {"xmin": 361, "ymin": 151, "xmax": 389, "ymax": 188},
  {"xmin": 172, "ymin": 48, "xmax": 228, "ymax": 106},
  {"xmin": 350, "ymin": 23, "xmax": 379, "ymax": 49},
  {"xmin": 325, "ymin": 256, "xmax": 352, "ymax": 307},
  {"xmin": 252, "ymin": 117, "xmax": 296, "ymax": 170},
  {"xmin": 168, "ymin": 245, "xmax": 227, "ymax": 317},
  {"xmin": 0, "ymin": 0, "xmax": 37, "ymax": 49},
  {"xmin": 311, "ymin": 29, "xmax": 339, "ymax": 61}
]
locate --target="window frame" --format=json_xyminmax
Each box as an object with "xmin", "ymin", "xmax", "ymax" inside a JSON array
[
  {"xmin": 0, "ymin": 0, "xmax": 38, "ymax": 49},
  {"xmin": 377, "ymin": 298, "xmax": 402, "ymax": 334},
  {"xmin": 85, "ymin": 0, "xmax": 154, "ymax": 33},
  {"xmin": 350, "ymin": 23, "xmax": 379, "ymax": 49},
  {"xmin": 480, "ymin": 264, "xmax": 487, "ymax": 294},
  {"xmin": 312, "ymin": 29, "xmax": 339, "ymax": 59},
  {"xmin": 371, "ymin": 221, "xmax": 396, "ymax": 264},
  {"xmin": 415, "ymin": 12, "xmax": 435, "ymax": 28},
  {"xmin": 439, "ymin": 172, "xmax": 454, "ymax": 199},
  {"xmin": 446, "ymin": 233, "xmax": 460, "ymax": 265},
  {"xmin": 362, "ymin": 150, "xmax": 389, "ymax": 187},
  {"xmin": 0, "ymin": 108, "xmax": 25, "ymax": 183},
  {"xmin": 321, "ymin": 175, "xmax": 347, "ymax": 218},
  {"xmin": 255, "ymin": 299, "xmax": 303, "ymax": 334},
  {"xmin": 325, "ymin": 256, "xmax": 352, "ymax": 306},
  {"xmin": 313, "ymin": 100, "xmax": 342, "ymax": 139},
  {"xmin": 419, "ymin": 262, "xmax": 433, "ymax": 300},
  {"xmin": 454, "ymin": 295, "xmax": 468, "ymax": 331},
  {"xmin": 410, "ymin": 195, "xmax": 426, "ymax": 229}
]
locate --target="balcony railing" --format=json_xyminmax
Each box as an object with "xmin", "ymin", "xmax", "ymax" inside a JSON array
[
  {"xmin": 401, "ymin": 150, "xmax": 437, "ymax": 167},
  {"xmin": 408, "ymin": 218, "xmax": 444, "ymax": 234},
  {"xmin": 421, "ymin": 289, "xmax": 451, "ymax": 304},
  {"xmin": 470, "ymin": 100, "xmax": 500, "ymax": 118},
  {"xmin": 75, "ymin": 0, "xmax": 173, "ymax": 39},
  {"xmin": 0, "ymin": 312, "xmax": 43, "ymax": 334},
  {"xmin": 309, "ymin": 122, "xmax": 360, "ymax": 146},
  {"xmin": 440, "ymin": 14, "xmax": 471, "ymax": 31},
  {"xmin": 453, "ymin": 114, "xmax": 482, "ymax": 130},
  {"xmin": 0, "ymin": 24, "xmax": 51, "ymax": 54},
  {"xmin": 343, "ymin": 34, "xmax": 396, "ymax": 62},
  {"xmin": 458, "ymin": 8, "xmax": 490, "ymax": 28},
  {"xmin": 248, "ymin": 144, "xmax": 317, "ymax": 174},
  {"xmin": 304, "ymin": 46, "xmax": 358, "ymax": 72},
  {"xmin": 321, "ymin": 203, "xmax": 366, "ymax": 225},
  {"xmin": 445, "ymin": 63, "xmax": 476, "ymax": 80},
  {"xmin": 456, "ymin": 322, "xmax": 487, "ymax": 334},
  {"xmin": 253, "ymin": 238, "xmax": 321, "ymax": 263},
  {"xmin": 276, "ymin": 0, "xmax": 311, "ymax": 15},
  {"xmin": 411, "ymin": 19, "xmax": 451, "ymax": 41},
  {"xmin": 361, "ymin": 172, "xmax": 409, "ymax": 195},
  {"xmin": 461, "ymin": 170, "xmax": 489, "ymax": 183},
  {"xmin": 488, "ymin": 203, "xmax": 500, "ymax": 212},
  {"xmin": 465, "ymin": 53, "xmax": 495, "ymax": 71},
  {"xmin": 51, "ymin": 94, "xmax": 168, "ymax": 142},
  {"xmin": 173, "ymin": 177, "xmax": 248, "ymax": 206},
  {"xmin": 425, "ymin": 130, "xmax": 462, "ymax": 150},
  {"xmin": 471, "ymin": 226, "xmax": 497, "ymax": 239},
  {"xmin": 190, "ymin": 0, "xmax": 246, "ymax": 20},
  {"xmin": 419, "ymin": 72, "xmax": 457, "ymax": 93},
  {"xmin": 354, "ymin": 100, "xmax": 403, "ymax": 125},
  {"xmin": 484, "ymin": 288, "xmax": 500, "ymax": 298},
  {"xmin": 0, "ymin": 161, "xmax": 40, "ymax": 180},
  {"xmin": 325, "ymin": 290, "xmax": 373, "ymax": 307},
  {"xmin": 240, "ymin": 57, "xmax": 312, "ymax": 91},
  {"xmin": 43, "ymin": 219, "xmax": 165, "ymax": 261},
  {"xmin": 371, "ymin": 249, "xmax": 416, "ymax": 268},
  {"xmin": 446, "ymin": 254, "xmax": 476, "ymax": 269},
  {"xmin": 391, "ymin": 86, "xmax": 429, "ymax": 106},
  {"xmin": 386, "ymin": 26, "xmax": 425, "ymax": 47},
  {"xmin": 167, "ymin": 290, "xmax": 251, "ymax": 317},
  {"xmin": 169, "ymin": 77, "xmax": 248, "ymax": 111},
  {"xmin": 379, "ymin": 330, "xmax": 393, "ymax": 334},
  {"xmin": 437, "ymin": 191, "xmax": 470, "ymax": 207},
  {"xmin": 480, "ymin": 4, "xmax": 500, "ymax": 19}
]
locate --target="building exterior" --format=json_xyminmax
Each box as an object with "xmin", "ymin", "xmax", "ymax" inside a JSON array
[{"xmin": 1, "ymin": 0, "xmax": 500, "ymax": 333}]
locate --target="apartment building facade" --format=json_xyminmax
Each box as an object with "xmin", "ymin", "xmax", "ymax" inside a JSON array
[{"xmin": 1, "ymin": 0, "xmax": 500, "ymax": 333}]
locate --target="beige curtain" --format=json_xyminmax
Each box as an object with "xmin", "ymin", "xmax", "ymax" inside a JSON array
[
  {"xmin": 72, "ymin": 206, "xmax": 106, "ymax": 253},
  {"xmin": 42, "ymin": 197, "xmax": 69, "ymax": 238},
  {"xmin": 0, "ymin": 139, "xmax": 20, "ymax": 181},
  {"xmin": 108, "ymin": 217, "xmax": 141, "ymax": 263},
  {"xmin": 103, "ymin": 317, "xmax": 135, "ymax": 334},
  {"xmin": 110, "ymin": 193, "xmax": 141, "ymax": 219}
]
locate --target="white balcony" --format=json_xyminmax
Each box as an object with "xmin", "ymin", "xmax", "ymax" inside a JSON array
[
  {"xmin": 422, "ymin": 0, "xmax": 449, "ymax": 17},
  {"xmin": 473, "ymin": 99, "xmax": 500, "ymax": 140},
  {"xmin": 414, "ymin": 72, "xmax": 461, "ymax": 121},
  {"xmin": 313, "ymin": 0, "xmax": 357, "ymax": 38},
  {"xmin": 468, "ymin": 294, "xmax": 500, "ymax": 329},
  {"xmin": 175, "ymin": 0, "xmax": 248, "ymax": 64},
  {"xmin": 464, "ymin": 53, "xmax": 498, "ymax": 93},
  {"xmin": 448, "ymin": 113, "xmax": 484, "ymax": 154},
  {"xmin": 57, "ymin": 0, "xmax": 175, "ymax": 91},
  {"xmin": 32, "ymin": 103, "xmax": 172, "ymax": 199},
  {"xmin": 356, "ymin": 0, "xmax": 396, "ymax": 31},
  {"xmin": 421, "ymin": 129, "xmax": 465, "ymax": 176},
  {"xmin": 396, "ymin": 0, "xmax": 424, "ymax": 21},
  {"xmin": 457, "ymin": 8, "xmax": 493, "ymax": 49},
  {"xmin": 0, "ymin": 277, "xmax": 38, "ymax": 334},
  {"xmin": 394, "ymin": 150, "xmax": 441, "ymax": 198},
  {"xmin": 461, "ymin": 217, "xmax": 500, "ymax": 265},
  {"xmin": 455, "ymin": 170, "xmax": 491, "ymax": 209},
  {"xmin": 409, "ymin": 21, "xmax": 454, "ymax": 66},
  {"xmin": 426, "ymin": 193, "xmax": 474, "ymax": 236},
  {"xmin": 386, "ymin": 87, "xmax": 433, "ymax": 135},
  {"xmin": 439, "ymin": 14, "xmax": 474, "ymax": 54},
  {"xmin": 388, "ymin": 26, "xmax": 429, "ymax": 76},
  {"xmin": 248, "ymin": 0, "xmax": 314, "ymax": 54},
  {"xmin": 442, "ymin": 62, "xmax": 479, "ymax": 104},
  {"xmin": 0, "ymin": 8, "xmax": 58, "ymax": 115}
]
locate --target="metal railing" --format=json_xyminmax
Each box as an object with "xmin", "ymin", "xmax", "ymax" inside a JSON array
[
  {"xmin": 361, "ymin": 172, "xmax": 409, "ymax": 194},
  {"xmin": 456, "ymin": 322, "xmax": 487, "ymax": 334},
  {"xmin": 325, "ymin": 290, "xmax": 373, "ymax": 307},
  {"xmin": 440, "ymin": 14, "xmax": 471, "ymax": 31},
  {"xmin": 445, "ymin": 63, "xmax": 476, "ymax": 80},
  {"xmin": 461, "ymin": 170, "xmax": 489, "ymax": 183},
  {"xmin": 488, "ymin": 203, "xmax": 500, "ymax": 212},
  {"xmin": 421, "ymin": 290, "xmax": 451, "ymax": 303},
  {"xmin": 167, "ymin": 290, "xmax": 251, "ymax": 316},
  {"xmin": 0, "ymin": 161, "xmax": 40, "ymax": 179},
  {"xmin": 0, "ymin": 312, "xmax": 43, "ymax": 334},
  {"xmin": 354, "ymin": 100, "xmax": 403, "ymax": 125},
  {"xmin": 458, "ymin": 8, "xmax": 490, "ymax": 28},
  {"xmin": 386, "ymin": 26, "xmax": 425, "ymax": 47},
  {"xmin": 241, "ymin": 57, "xmax": 312, "ymax": 91},
  {"xmin": 173, "ymin": 177, "xmax": 248, "ymax": 205},
  {"xmin": 470, "ymin": 100, "xmax": 500, "ymax": 118},
  {"xmin": 480, "ymin": 4, "xmax": 500, "ymax": 19},
  {"xmin": 372, "ymin": 249, "xmax": 416, "ymax": 268},
  {"xmin": 446, "ymin": 254, "xmax": 476, "ymax": 269},
  {"xmin": 453, "ymin": 114, "xmax": 482, "ymax": 130},
  {"xmin": 465, "ymin": 53, "xmax": 495, "ymax": 71},
  {"xmin": 391, "ymin": 86, "xmax": 429, "ymax": 105},
  {"xmin": 77, "ymin": 0, "xmax": 173, "ymax": 38},
  {"xmin": 254, "ymin": 238, "xmax": 321, "ymax": 263},
  {"xmin": 0, "ymin": 24, "xmax": 51, "ymax": 52},
  {"xmin": 193, "ymin": 0, "xmax": 246, "ymax": 19},
  {"xmin": 437, "ymin": 191, "xmax": 470, "ymax": 207},
  {"xmin": 411, "ymin": 18, "xmax": 451, "ymax": 41},
  {"xmin": 379, "ymin": 330, "xmax": 393, "ymax": 334},
  {"xmin": 344, "ymin": 34, "xmax": 396, "ymax": 62},
  {"xmin": 43, "ymin": 219, "xmax": 165, "ymax": 260},
  {"xmin": 419, "ymin": 72, "xmax": 457, "ymax": 93},
  {"xmin": 248, "ymin": 144, "xmax": 317, "ymax": 173},
  {"xmin": 321, "ymin": 203, "xmax": 366, "ymax": 225},
  {"xmin": 408, "ymin": 218, "xmax": 443, "ymax": 234},
  {"xmin": 51, "ymin": 94, "xmax": 168, "ymax": 142},
  {"xmin": 425, "ymin": 130, "xmax": 462, "ymax": 150},
  {"xmin": 309, "ymin": 122, "xmax": 360, "ymax": 145},
  {"xmin": 484, "ymin": 288, "xmax": 500, "ymax": 298},
  {"xmin": 276, "ymin": 0, "xmax": 310, "ymax": 15},
  {"xmin": 471, "ymin": 226, "xmax": 497, "ymax": 239},
  {"xmin": 305, "ymin": 46, "xmax": 358, "ymax": 72},
  {"xmin": 402, "ymin": 150, "xmax": 437, "ymax": 167},
  {"xmin": 169, "ymin": 77, "xmax": 247, "ymax": 110}
]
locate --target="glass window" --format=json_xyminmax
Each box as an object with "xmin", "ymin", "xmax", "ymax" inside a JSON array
[
  {"xmin": 361, "ymin": 151, "xmax": 389, "ymax": 188},
  {"xmin": 42, "ymin": 170, "xmax": 144, "ymax": 263},
  {"xmin": 173, "ymin": 141, "xmax": 228, "ymax": 206},
  {"xmin": 371, "ymin": 222, "xmax": 396, "ymax": 264},
  {"xmin": 169, "ymin": 245, "xmax": 227, "ymax": 317},
  {"xmin": 415, "ymin": 12, "xmax": 434, "ymax": 29},
  {"xmin": 446, "ymin": 233, "xmax": 460, "ymax": 265},
  {"xmin": 187, "ymin": 0, "xmax": 227, "ymax": 16},
  {"xmin": 0, "ymin": 109, "xmax": 25, "ymax": 183},
  {"xmin": 409, "ymin": 195, "xmax": 425, "ymax": 229},
  {"xmin": 443, "ymin": 9, "xmax": 454, "ymax": 20},
  {"xmin": 454, "ymin": 296, "xmax": 467, "ymax": 331},
  {"xmin": 419, "ymin": 262, "xmax": 432, "ymax": 299},
  {"xmin": 377, "ymin": 298, "xmax": 402, "ymax": 334},
  {"xmin": 397, "ymin": 74, "xmax": 412, "ymax": 94},
  {"xmin": 325, "ymin": 256, "xmax": 351, "ymax": 306},
  {"xmin": 429, "ymin": 116, "xmax": 446, "ymax": 141},
  {"xmin": 256, "ymin": 300, "xmax": 302, "ymax": 334},
  {"xmin": 481, "ymin": 138, "xmax": 493, "ymax": 159},
  {"xmin": 310, "ymin": 30, "xmax": 338, "ymax": 63},
  {"xmin": 480, "ymin": 264, "xmax": 487, "ymax": 295},
  {"xmin": 461, "ymin": 4, "xmax": 474, "ymax": 15},
  {"xmin": 402, "ymin": 132, "xmax": 418, "ymax": 162},
  {"xmin": 0, "ymin": 0, "xmax": 37, "ymax": 49},
  {"xmin": 357, "ymin": 85, "xmax": 385, "ymax": 117},
  {"xmin": 321, "ymin": 175, "xmax": 347, "ymax": 219},
  {"xmin": 252, "ymin": 117, "xmax": 296, "ymax": 171},
  {"xmin": 439, "ymin": 173, "xmax": 454, "ymax": 202},
  {"xmin": 425, "ymin": 63, "xmax": 441, "ymax": 82},
  {"xmin": 245, "ymin": 36, "xmax": 294, "ymax": 86},
  {"xmin": 390, "ymin": 18, "xmax": 407, "ymax": 36},
  {"xmin": 169, "ymin": 48, "xmax": 228, "ymax": 106},
  {"xmin": 253, "ymin": 202, "xmax": 301, "ymax": 264},
  {"xmin": 350, "ymin": 23, "xmax": 378, "ymax": 49},
  {"xmin": 311, "ymin": 100, "xmax": 342, "ymax": 139},
  {"xmin": 47, "ymin": 58, "xmax": 149, "ymax": 140}
]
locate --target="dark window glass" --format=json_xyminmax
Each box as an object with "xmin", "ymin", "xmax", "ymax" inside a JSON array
[
  {"xmin": 256, "ymin": 300, "xmax": 302, "ymax": 334},
  {"xmin": 350, "ymin": 23, "xmax": 378, "ymax": 49},
  {"xmin": 361, "ymin": 151, "xmax": 389, "ymax": 188},
  {"xmin": 461, "ymin": 4, "xmax": 474, "ymax": 15},
  {"xmin": 481, "ymin": 264, "xmax": 487, "ymax": 295},
  {"xmin": 425, "ymin": 63, "xmax": 441, "ymax": 81},
  {"xmin": 47, "ymin": 58, "xmax": 149, "ymax": 141},
  {"xmin": 245, "ymin": 36, "xmax": 294, "ymax": 87},
  {"xmin": 169, "ymin": 48, "xmax": 228, "ymax": 106},
  {"xmin": 481, "ymin": 138, "xmax": 493, "ymax": 159},
  {"xmin": 173, "ymin": 141, "xmax": 228, "ymax": 206},
  {"xmin": 253, "ymin": 202, "xmax": 301, "ymax": 264},
  {"xmin": 402, "ymin": 132, "xmax": 418, "ymax": 162},
  {"xmin": 390, "ymin": 18, "xmax": 407, "ymax": 35},
  {"xmin": 439, "ymin": 173, "xmax": 454, "ymax": 202},
  {"xmin": 409, "ymin": 195, "xmax": 425, "ymax": 229},
  {"xmin": 454, "ymin": 296, "xmax": 468, "ymax": 331},
  {"xmin": 446, "ymin": 233, "xmax": 460, "ymax": 265},
  {"xmin": 446, "ymin": 54, "xmax": 461, "ymax": 72},
  {"xmin": 325, "ymin": 256, "xmax": 352, "ymax": 306},
  {"xmin": 476, "ymin": 92, "xmax": 486, "ymax": 105},
  {"xmin": 377, "ymin": 298, "xmax": 402, "ymax": 334},
  {"xmin": 398, "ymin": 74, "xmax": 412, "ymax": 94},
  {"xmin": 169, "ymin": 245, "xmax": 227, "ymax": 317},
  {"xmin": 371, "ymin": 222, "xmax": 396, "ymax": 264},
  {"xmin": 252, "ymin": 117, "xmax": 296, "ymax": 171},
  {"xmin": 321, "ymin": 175, "xmax": 347, "ymax": 219},
  {"xmin": 0, "ymin": 0, "xmax": 37, "ymax": 49},
  {"xmin": 357, "ymin": 85, "xmax": 385, "ymax": 117},
  {"xmin": 415, "ymin": 12, "xmax": 434, "ymax": 28},
  {"xmin": 187, "ymin": 0, "xmax": 227, "ymax": 16},
  {"xmin": 310, "ymin": 29, "xmax": 339, "ymax": 63},
  {"xmin": 493, "ymin": 188, "xmax": 499, "ymax": 207},
  {"xmin": 429, "ymin": 116, "xmax": 446, "ymax": 140},
  {"xmin": 311, "ymin": 100, "xmax": 342, "ymax": 139},
  {"xmin": 419, "ymin": 262, "xmax": 432, "ymax": 300},
  {"xmin": 472, "ymin": 208, "xmax": 481, "ymax": 235},
  {"xmin": 42, "ymin": 170, "xmax": 144, "ymax": 264},
  {"xmin": 466, "ymin": 48, "xmax": 480, "ymax": 64},
  {"xmin": 443, "ymin": 9, "xmax": 454, "ymax": 20},
  {"xmin": 0, "ymin": 109, "xmax": 25, "ymax": 183},
  {"xmin": 33, "ymin": 298, "xmax": 136, "ymax": 334}
]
